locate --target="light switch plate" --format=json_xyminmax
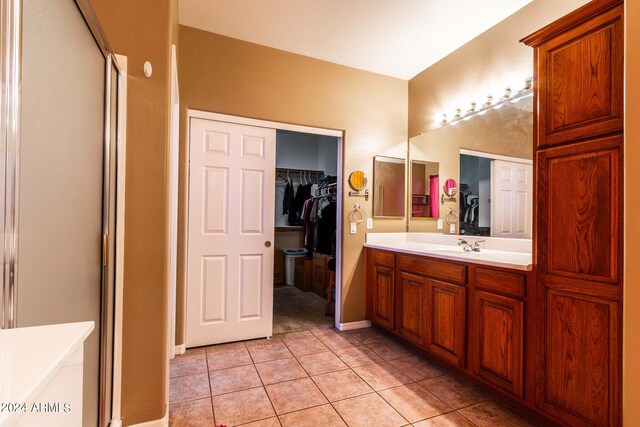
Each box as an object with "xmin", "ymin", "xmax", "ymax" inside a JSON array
[
  {"xmin": 350, "ymin": 222, "xmax": 357, "ymax": 234},
  {"xmin": 437, "ymin": 219, "xmax": 443, "ymax": 230},
  {"xmin": 449, "ymin": 223, "xmax": 456, "ymax": 234},
  {"xmin": 366, "ymin": 218, "xmax": 373, "ymax": 229}
]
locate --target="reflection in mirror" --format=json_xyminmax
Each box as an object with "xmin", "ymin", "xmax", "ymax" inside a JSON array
[
  {"xmin": 374, "ymin": 156, "xmax": 406, "ymax": 217},
  {"xmin": 459, "ymin": 151, "xmax": 532, "ymax": 238},
  {"xmin": 408, "ymin": 95, "xmax": 533, "ymax": 237},
  {"xmin": 411, "ymin": 161, "xmax": 439, "ymax": 218},
  {"xmin": 443, "ymin": 178, "xmax": 457, "ymax": 196},
  {"xmin": 348, "ymin": 170, "xmax": 367, "ymax": 191}
]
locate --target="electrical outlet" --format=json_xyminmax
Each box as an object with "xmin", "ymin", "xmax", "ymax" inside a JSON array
[
  {"xmin": 366, "ymin": 218, "xmax": 373, "ymax": 229},
  {"xmin": 350, "ymin": 222, "xmax": 357, "ymax": 234},
  {"xmin": 449, "ymin": 223, "xmax": 456, "ymax": 234},
  {"xmin": 437, "ymin": 219, "xmax": 443, "ymax": 230}
]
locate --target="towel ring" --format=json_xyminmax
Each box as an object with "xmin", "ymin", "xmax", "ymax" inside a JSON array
[
  {"xmin": 445, "ymin": 208, "xmax": 458, "ymax": 224},
  {"xmin": 349, "ymin": 204, "xmax": 367, "ymax": 224}
]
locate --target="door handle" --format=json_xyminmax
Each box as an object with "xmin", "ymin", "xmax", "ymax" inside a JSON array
[{"xmin": 264, "ymin": 241, "xmax": 271, "ymax": 248}]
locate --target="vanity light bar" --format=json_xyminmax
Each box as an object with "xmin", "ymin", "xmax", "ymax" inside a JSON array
[{"xmin": 439, "ymin": 78, "xmax": 533, "ymax": 127}]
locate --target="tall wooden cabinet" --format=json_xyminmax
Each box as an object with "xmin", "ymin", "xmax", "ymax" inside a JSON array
[{"xmin": 522, "ymin": 1, "xmax": 623, "ymax": 426}]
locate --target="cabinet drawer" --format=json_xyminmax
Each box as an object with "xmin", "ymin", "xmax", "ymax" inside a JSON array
[
  {"xmin": 474, "ymin": 267, "xmax": 525, "ymax": 299},
  {"xmin": 398, "ymin": 255, "xmax": 466, "ymax": 284},
  {"xmin": 372, "ymin": 250, "xmax": 395, "ymax": 268}
]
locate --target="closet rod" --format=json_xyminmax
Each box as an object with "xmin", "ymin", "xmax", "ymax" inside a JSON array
[{"xmin": 276, "ymin": 167, "xmax": 325, "ymax": 175}]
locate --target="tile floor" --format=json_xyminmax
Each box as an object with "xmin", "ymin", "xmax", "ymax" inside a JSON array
[
  {"xmin": 169, "ymin": 327, "xmax": 537, "ymax": 427},
  {"xmin": 272, "ymin": 286, "xmax": 333, "ymax": 334}
]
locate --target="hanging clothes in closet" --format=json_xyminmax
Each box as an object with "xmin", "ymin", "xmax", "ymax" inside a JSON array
[{"xmin": 300, "ymin": 176, "xmax": 337, "ymax": 255}]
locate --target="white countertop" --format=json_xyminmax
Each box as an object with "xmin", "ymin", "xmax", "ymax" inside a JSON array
[
  {"xmin": 365, "ymin": 233, "xmax": 533, "ymax": 271},
  {"xmin": 0, "ymin": 321, "xmax": 94, "ymax": 426}
]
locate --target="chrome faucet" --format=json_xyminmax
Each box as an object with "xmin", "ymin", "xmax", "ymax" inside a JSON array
[{"xmin": 458, "ymin": 238, "xmax": 485, "ymax": 252}]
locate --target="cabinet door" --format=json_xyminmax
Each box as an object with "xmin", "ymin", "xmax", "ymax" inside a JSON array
[
  {"xmin": 536, "ymin": 132, "xmax": 622, "ymax": 426},
  {"xmin": 426, "ymin": 279, "xmax": 466, "ymax": 367},
  {"xmin": 397, "ymin": 271, "xmax": 426, "ymax": 346},
  {"xmin": 538, "ymin": 136, "xmax": 622, "ymax": 285},
  {"xmin": 536, "ymin": 4, "xmax": 623, "ymax": 147},
  {"xmin": 473, "ymin": 291, "xmax": 524, "ymax": 398},
  {"xmin": 372, "ymin": 265, "xmax": 395, "ymax": 331},
  {"xmin": 537, "ymin": 288, "xmax": 619, "ymax": 427}
]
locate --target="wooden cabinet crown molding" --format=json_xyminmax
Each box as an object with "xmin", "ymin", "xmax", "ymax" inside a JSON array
[{"xmin": 520, "ymin": 0, "xmax": 623, "ymax": 47}]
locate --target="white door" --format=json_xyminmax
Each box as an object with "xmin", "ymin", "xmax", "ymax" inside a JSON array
[
  {"xmin": 491, "ymin": 160, "xmax": 533, "ymax": 238},
  {"xmin": 187, "ymin": 118, "xmax": 275, "ymax": 347}
]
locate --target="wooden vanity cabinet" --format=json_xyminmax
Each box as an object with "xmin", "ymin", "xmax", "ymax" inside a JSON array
[
  {"xmin": 366, "ymin": 249, "xmax": 396, "ymax": 331},
  {"xmin": 396, "ymin": 271, "xmax": 427, "ymax": 346},
  {"xmin": 366, "ymin": 248, "xmax": 533, "ymax": 414},
  {"xmin": 523, "ymin": 1, "xmax": 624, "ymax": 425},
  {"xmin": 426, "ymin": 278, "xmax": 466, "ymax": 367},
  {"xmin": 472, "ymin": 290, "xmax": 524, "ymax": 398}
]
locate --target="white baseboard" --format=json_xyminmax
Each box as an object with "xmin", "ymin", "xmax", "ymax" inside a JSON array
[
  {"xmin": 175, "ymin": 344, "xmax": 186, "ymax": 355},
  {"xmin": 109, "ymin": 419, "xmax": 122, "ymax": 427},
  {"xmin": 338, "ymin": 320, "xmax": 372, "ymax": 331},
  {"xmin": 128, "ymin": 408, "xmax": 168, "ymax": 427}
]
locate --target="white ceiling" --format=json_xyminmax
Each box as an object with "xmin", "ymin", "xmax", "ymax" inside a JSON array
[{"xmin": 179, "ymin": 0, "xmax": 533, "ymax": 80}]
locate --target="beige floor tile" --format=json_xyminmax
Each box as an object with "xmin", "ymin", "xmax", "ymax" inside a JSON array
[
  {"xmin": 168, "ymin": 397, "xmax": 214, "ymax": 427},
  {"xmin": 265, "ymin": 377, "xmax": 328, "ymax": 415},
  {"xmin": 412, "ymin": 411, "xmax": 475, "ymax": 427},
  {"xmin": 308, "ymin": 327, "xmax": 340, "ymax": 337},
  {"xmin": 333, "ymin": 392, "xmax": 407, "ymax": 427},
  {"xmin": 209, "ymin": 364, "xmax": 262, "ymax": 396},
  {"xmin": 315, "ymin": 333, "xmax": 362, "ymax": 350},
  {"xmin": 206, "ymin": 342, "xmax": 253, "ymax": 371},
  {"xmin": 389, "ymin": 356, "xmax": 446, "ymax": 381},
  {"xmin": 212, "ymin": 387, "xmax": 275, "ymax": 426},
  {"xmin": 279, "ymin": 404, "xmax": 347, "ymax": 427},
  {"xmin": 333, "ymin": 345, "xmax": 383, "ymax": 367},
  {"xmin": 366, "ymin": 339, "xmax": 415, "ymax": 360},
  {"xmin": 345, "ymin": 327, "xmax": 388, "ymax": 345},
  {"xmin": 352, "ymin": 361, "xmax": 413, "ymax": 391},
  {"xmin": 419, "ymin": 375, "xmax": 489, "ymax": 409},
  {"xmin": 280, "ymin": 331, "xmax": 315, "ymax": 342},
  {"xmin": 255, "ymin": 358, "xmax": 308, "ymax": 385},
  {"xmin": 169, "ymin": 372, "xmax": 210, "ymax": 404},
  {"xmin": 238, "ymin": 417, "xmax": 281, "ymax": 427},
  {"xmin": 457, "ymin": 400, "xmax": 535, "ymax": 427},
  {"xmin": 170, "ymin": 349, "xmax": 208, "ymax": 378},
  {"xmin": 247, "ymin": 340, "xmax": 293, "ymax": 363},
  {"xmin": 379, "ymin": 383, "xmax": 453, "ymax": 423},
  {"xmin": 282, "ymin": 336, "xmax": 329, "ymax": 356},
  {"xmin": 297, "ymin": 351, "xmax": 348, "ymax": 376},
  {"xmin": 311, "ymin": 369, "xmax": 373, "ymax": 402}
]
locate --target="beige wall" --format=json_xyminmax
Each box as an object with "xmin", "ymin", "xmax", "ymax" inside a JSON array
[
  {"xmin": 408, "ymin": 0, "xmax": 589, "ymax": 137},
  {"xmin": 409, "ymin": 99, "xmax": 533, "ymax": 233},
  {"xmin": 623, "ymin": 0, "xmax": 640, "ymax": 423},
  {"xmin": 176, "ymin": 26, "xmax": 408, "ymax": 340},
  {"xmin": 88, "ymin": 0, "xmax": 174, "ymax": 424}
]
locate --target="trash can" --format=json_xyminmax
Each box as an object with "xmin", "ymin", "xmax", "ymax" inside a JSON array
[{"xmin": 283, "ymin": 248, "xmax": 308, "ymax": 285}]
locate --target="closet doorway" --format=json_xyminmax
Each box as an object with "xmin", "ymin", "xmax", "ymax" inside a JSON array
[
  {"xmin": 185, "ymin": 111, "xmax": 343, "ymax": 347},
  {"xmin": 274, "ymin": 131, "xmax": 340, "ymax": 334}
]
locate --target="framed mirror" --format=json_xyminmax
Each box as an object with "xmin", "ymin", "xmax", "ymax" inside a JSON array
[
  {"xmin": 348, "ymin": 170, "xmax": 367, "ymax": 191},
  {"xmin": 373, "ymin": 156, "xmax": 406, "ymax": 217},
  {"xmin": 410, "ymin": 160, "xmax": 439, "ymax": 218}
]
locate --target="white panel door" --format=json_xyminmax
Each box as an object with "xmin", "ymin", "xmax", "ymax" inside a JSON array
[
  {"xmin": 491, "ymin": 160, "xmax": 533, "ymax": 239},
  {"xmin": 187, "ymin": 118, "xmax": 275, "ymax": 347}
]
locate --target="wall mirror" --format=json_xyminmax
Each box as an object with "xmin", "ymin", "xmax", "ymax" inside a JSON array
[
  {"xmin": 348, "ymin": 170, "xmax": 367, "ymax": 191},
  {"xmin": 410, "ymin": 160, "xmax": 439, "ymax": 218},
  {"xmin": 373, "ymin": 156, "xmax": 406, "ymax": 218},
  {"xmin": 408, "ymin": 95, "xmax": 533, "ymax": 237}
]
